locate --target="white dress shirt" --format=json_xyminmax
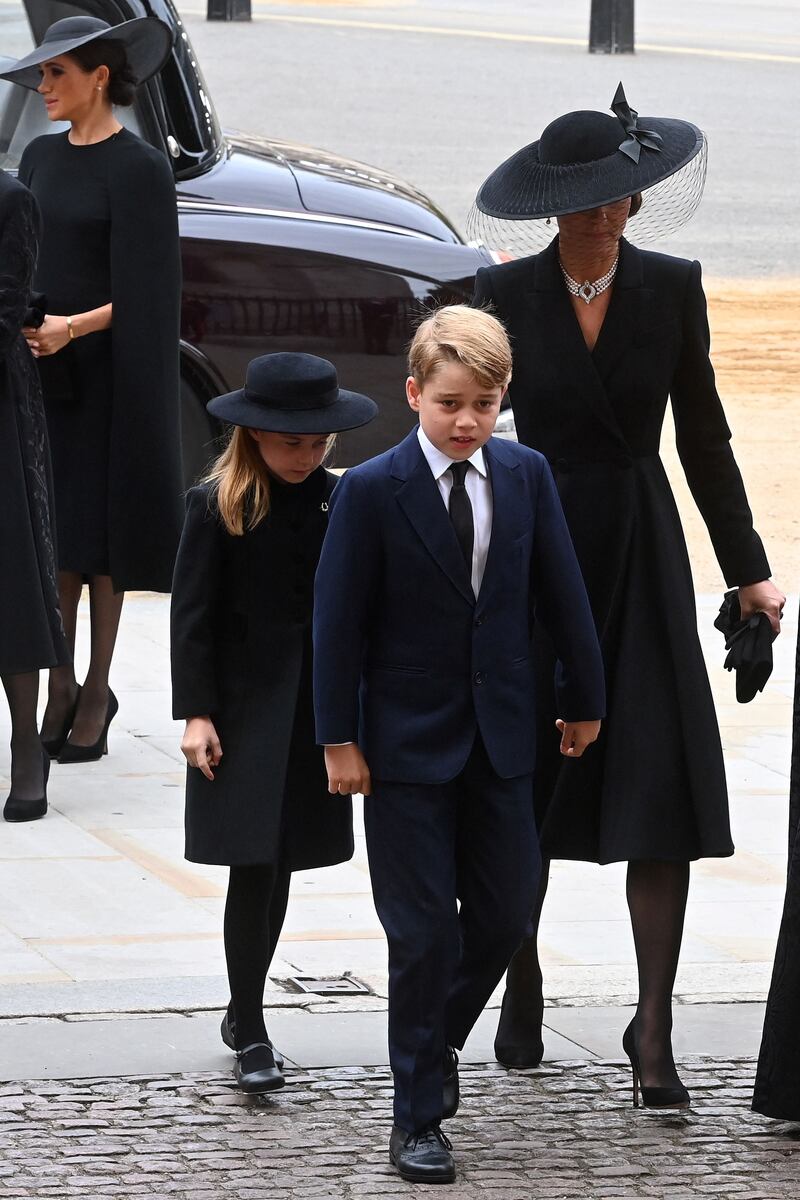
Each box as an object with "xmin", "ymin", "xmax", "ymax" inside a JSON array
[{"xmin": 417, "ymin": 426, "xmax": 493, "ymax": 597}]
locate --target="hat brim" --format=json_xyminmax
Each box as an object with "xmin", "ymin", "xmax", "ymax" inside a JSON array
[
  {"xmin": 0, "ymin": 18, "xmax": 173, "ymax": 91},
  {"xmin": 475, "ymin": 117, "xmax": 704, "ymax": 220},
  {"xmin": 207, "ymin": 388, "xmax": 379, "ymax": 434}
]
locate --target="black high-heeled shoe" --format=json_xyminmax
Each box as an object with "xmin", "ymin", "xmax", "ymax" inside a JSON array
[
  {"xmin": 4, "ymin": 749, "xmax": 50, "ymax": 823},
  {"xmin": 58, "ymin": 689, "xmax": 119, "ymax": 764},
  {"xmin": 220, "ymin": 1010, "xmax": 284, "ymax": 1070},
  {"xmin": 40, "ymin": 685, "xmax": 81, "ymax": 759},
  {"xmin": 494, "ymin": 986, "xmax": 545, "ymax": 1068},
  {"xmin": 622, "ymin": 1018, "xmax": 690, "ymax": 1110}
]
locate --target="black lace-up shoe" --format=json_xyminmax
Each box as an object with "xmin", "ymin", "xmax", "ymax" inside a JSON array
[
  {"xmin": 442, "ymin": 1046, "xmax": 459, "ymax": 1119},
  {"xmin": 389, "ymin": 1123, "xmax": 456, "ymax": 1184}
]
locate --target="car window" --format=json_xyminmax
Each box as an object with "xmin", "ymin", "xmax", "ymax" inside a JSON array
[{"xmin": 0, "ymin": 0, "xmax": 144, "ymax": 170}]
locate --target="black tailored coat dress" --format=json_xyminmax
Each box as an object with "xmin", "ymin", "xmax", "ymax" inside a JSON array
[
  {"xmin": 752, "ymin": 613, "xmax": 800, "ymax": 1119},
  {"xmin": 474, "ymin": 236, "xmax": 770, "ymax": 864},
  {"xmin": 0, "ymin": 170, "xmax": 68, "ymax": 675},
  {"xmin": 171, "ymin": 467, "xmax": 353, "ymax": 869},
  {"xmin": 18, "ymin": 130, "xmax": 182, "ymax": 593}
]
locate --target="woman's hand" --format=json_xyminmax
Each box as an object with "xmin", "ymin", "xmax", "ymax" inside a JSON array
[
  {"xmin": 22, "ymin": 314, "xmax": 71, "ymax": 358},
  {"xmin": 324, "ymin": 743, "xmax": 372, "ymax": 796},
  {"xmin": 556, "ymin": 718, "xmax": 601, "ymax": 758},
  {"xmin": 739, "ymin": 580, "xmax": 786, "ymax": 636},
  {"xmin": 181, "ymin": 716, "xmax": 223, "ymax": 780}
]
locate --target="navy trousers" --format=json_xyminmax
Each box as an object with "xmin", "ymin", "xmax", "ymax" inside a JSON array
[{"xmin": 364, "ymin": 736, "xmax": 541, "ymax": 1133}]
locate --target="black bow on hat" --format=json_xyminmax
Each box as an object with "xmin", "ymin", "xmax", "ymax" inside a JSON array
[{"xmin": 611, "ymin": 82, "xmax": 664, "ymax": 163}]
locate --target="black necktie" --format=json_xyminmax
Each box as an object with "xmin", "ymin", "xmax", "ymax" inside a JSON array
[{"xmin": 448, "ymin": 461, "xmax": 474, "ymax": 578}]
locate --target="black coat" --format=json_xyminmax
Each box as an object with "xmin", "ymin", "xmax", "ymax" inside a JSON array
[
  {"xmin": 474, "ymin": 237, "xmax": 769, "ymax": 864},
  {"xmin": 753, "ymin": 608, "xmax": 800, "ymax": 1120},
  {"xmin": 170, "ymin": 467, "xmax": 353, "ymax": 869},
  {"xmin": 0, "ymin": 171, "xmax": 68, "ymax": 674},
  {"xmin": 19, "ymin": 130, "xmax": 182, "ymax": 593}
]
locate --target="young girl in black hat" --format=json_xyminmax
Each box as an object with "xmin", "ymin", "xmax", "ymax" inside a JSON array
[{"xmin": 171, "ymin": 352, "xmax": 377, "ymax": 1093}]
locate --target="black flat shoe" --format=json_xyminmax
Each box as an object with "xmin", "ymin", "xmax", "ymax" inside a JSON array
[
  {"xmin": 58, "ymin": 689, "xmax": 119, "ymax": 764},
  {"xmin": 234, "ymin": 1042, "xmax": 285, "ymax": 1094},
  {"xmin": 3, "ymin": 750, "xmax": 50, "ymax": 823},
  {"xmin": 494, "ymin": 987, "xmax": 544, "ymax": 1068},
  {"xmin": 220, "ymin": 1011, "xmax": 284, "ymax": 1070},
  {"xmin": 40, "ymin": 685, "xmax": 81, "ymax": 759},
  {"xmin": 389, "ymin": 1123, "xmax": 455, "ymax": 1184},
  {"xmin": 442, "ymin": 1046, "xmax": 459, "ymax": 1120},
  {"xmin": 622, "ymin": 1019, "xmax": 690, "ymax": 1110}
]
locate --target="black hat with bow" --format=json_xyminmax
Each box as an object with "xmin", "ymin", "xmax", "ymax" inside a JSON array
[
  {"xmin": 467, "ymin": 84, "xmax": 707, "ymax": 253},
  {"xmin": 0, "ymin": 16, "xmax": 172, "ymax": 91}
]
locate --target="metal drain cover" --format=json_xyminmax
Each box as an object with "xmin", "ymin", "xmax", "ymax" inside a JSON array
[{"xmin": 287, "ymin": 975, "xmax": 371, "ymax": 996}]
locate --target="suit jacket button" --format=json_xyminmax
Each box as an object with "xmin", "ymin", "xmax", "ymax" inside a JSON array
[
  {"xmin": 473, "ymin": 671, "xmax": 485, "ymax": 685},
  {"xmin": 474, "ymin": 617, "xmax": 483, "ymax": 627}
]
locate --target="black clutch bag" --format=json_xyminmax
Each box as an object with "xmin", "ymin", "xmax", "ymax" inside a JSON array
[
  {"xmin": 713, "ymin": 589, "xmax": 775, "ymax": 704},
  {"xmin": 23, "ymin": 291, "xmax": 47, "ymax": 329}
]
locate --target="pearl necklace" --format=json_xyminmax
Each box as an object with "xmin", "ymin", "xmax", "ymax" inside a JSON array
[{"xmin": 559, "ymin": 254, "xmax": 619, "ymax": 305}]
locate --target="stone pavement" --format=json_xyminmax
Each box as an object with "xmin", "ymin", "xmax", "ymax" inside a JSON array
[{"xmin": 1, "ymin": 1059, "xmax": 799, "ymax": 1200}]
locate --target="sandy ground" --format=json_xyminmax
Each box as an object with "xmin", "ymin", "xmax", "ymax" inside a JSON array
[{"xmin": 662, "ymin": 280, "xmax": 799, "ymax": 592}]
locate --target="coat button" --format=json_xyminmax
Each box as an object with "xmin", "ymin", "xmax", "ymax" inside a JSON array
[
  {"xmin": 473, "ymin": 671, "xmax": 485, "ymax": 686},
  {"xmin": 474, "ymin": 616, "xmax": 483, "ymax": 628}
]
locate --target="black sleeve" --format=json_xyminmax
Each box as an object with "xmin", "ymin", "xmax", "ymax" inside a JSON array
[
  {"xmin": 670, "ymin": 260, "xmax": 770, "ymax": 587},
  {"xmin": 170, "ymin": 487, "xmax": 223, "ymax": 720},
  {"xmin": 0, "ymin": 182, "xmax": 39, "ymax": 359},
  {"xmin": 472, "ymin": 265, "xmax": 496, "ymax": 311}
]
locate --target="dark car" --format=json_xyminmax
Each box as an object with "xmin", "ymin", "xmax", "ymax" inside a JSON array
[{"xmin": 0, "ymin": 0, "xmax": 503, "ymax": 481}]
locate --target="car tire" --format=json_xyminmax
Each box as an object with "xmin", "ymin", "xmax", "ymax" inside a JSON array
[{"xmin": 180, "ymin": 373, "xmax": 222, "ymax": 490}]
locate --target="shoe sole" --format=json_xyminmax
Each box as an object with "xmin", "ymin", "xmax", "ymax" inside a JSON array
[
  {"xmin": 236, "ymin": 1075, "xmax": 286, "ymax": 1095},
  {"xmin": 389, "ymin": 1152, "xmax": 456, "ymax": 1184}
]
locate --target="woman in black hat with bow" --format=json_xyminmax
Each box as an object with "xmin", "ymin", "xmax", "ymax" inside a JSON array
[
  {"xmin": 469, "ymin": 85, "xmax": 785, "ymax": 1108},
  {"xmin": 171, "ymin": 352, "xmax": 376, "ymax": 1093},
  {"xmin": 0, "ymin": 16, "xmax": 181, "ymax": 763}
]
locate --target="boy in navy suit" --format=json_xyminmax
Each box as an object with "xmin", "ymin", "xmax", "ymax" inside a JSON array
[{"xmin": 314, "ymin": 306, "xmax": 604, "ymax": 1184}]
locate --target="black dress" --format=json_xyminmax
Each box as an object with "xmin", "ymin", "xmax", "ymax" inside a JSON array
[
  {"xmin": 474, "ymin": 237, "xmax": 769, "ymax": 865},
  {"xmin": 18, "ymin": 129, "xmax": 183, "ymax": 593},
  {"xmin": 752, "ymin": 612, "xmax": 800, "ymax": 1120},
  {"xmin": 171, "ymin": 468, "xmax": 353, "ymax": 870},
  {"xmin": 0, "ymin": 170, "xmax": 68, "ymax": 675}
]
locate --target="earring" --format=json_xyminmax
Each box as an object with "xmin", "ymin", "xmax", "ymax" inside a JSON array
[
  {"xmin": 546, "ymin": 217, "xmax": 552, "ymax": 226},
  {"xmin": 96, "ymin": 85, "xmax": 102, "ymax": 92}
]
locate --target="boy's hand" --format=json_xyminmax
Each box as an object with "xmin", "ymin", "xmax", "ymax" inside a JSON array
[
  {"xmin": 325, "ymin": 744, "xmax": 372, "ymax": 797},
  {"xmin": 556, "ymin": 718, "xmax": 601, "ymax": 758},
  {"xmin": 182, "ymin": 716, "xmax": 223, "ymax": 780}
]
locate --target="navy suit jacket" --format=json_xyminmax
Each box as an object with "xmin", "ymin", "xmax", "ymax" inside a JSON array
[{"xmin": 313, "ymin": 429, "xmax": 605, "ymax": 785}]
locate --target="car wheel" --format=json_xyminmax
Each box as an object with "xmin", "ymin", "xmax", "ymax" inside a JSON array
[{"xmin": 180, "ymin": 373, "xmax": 221, "ymax": 490}]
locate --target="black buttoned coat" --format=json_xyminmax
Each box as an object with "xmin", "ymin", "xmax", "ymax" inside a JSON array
[
  {"xmin": 170, "ymin": 468, "xmax": 353, "ymax": 869},
  {"xmin": 474, "ymin": 237, "xmax": 769, "ymax": 864}
]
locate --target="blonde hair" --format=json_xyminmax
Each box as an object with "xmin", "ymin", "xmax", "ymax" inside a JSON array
[
  {"xmin": 203, "ymin": 426, "xmax": 273, "ymax": 537},
  {"xmin": 408, "ymin": 304, "xmax": 512, "ymax": 389}
]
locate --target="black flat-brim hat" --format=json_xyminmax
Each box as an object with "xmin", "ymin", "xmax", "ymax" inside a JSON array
[
  {"xmin": 467, "ymin": 83, "xmax": 707, "ymax": 253},
  {"xmin": 208, "ymin": 352, "xmax": 379, "ymax": 434},
  {"xmin": 0, "ymin": 15, "xmax": 173, "ymax": 91}
]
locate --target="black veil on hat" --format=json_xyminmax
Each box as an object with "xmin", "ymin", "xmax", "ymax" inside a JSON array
[
  {"xmin": 466, "ymin": 84, "xmax": 707, "ymax": 257},
  {"xmin": 0, "ymin": 15, "xmax": 172, "ymax": 91}
]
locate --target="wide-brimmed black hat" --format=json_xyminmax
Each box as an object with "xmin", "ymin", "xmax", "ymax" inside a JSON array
[
  {"xmin": 207, "ymin": 353, "xmax": 379, "ymax": 434},
  {"xmin": 0, "ymin": 16, "xmax": 172, "ymax": 91},
  {"xmin": 467, "ymin": 83, "xmax": 707, "ymax": 254}
]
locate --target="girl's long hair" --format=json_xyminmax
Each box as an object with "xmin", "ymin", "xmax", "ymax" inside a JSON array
[{"xmin": 203, "ymin": 426, "xmax": 273, "ymax": 537}]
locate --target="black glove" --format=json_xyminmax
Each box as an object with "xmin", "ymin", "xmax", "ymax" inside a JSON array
[{"xmin": 714, "ymin": 589, "xmax": 775, "ymax": 704}]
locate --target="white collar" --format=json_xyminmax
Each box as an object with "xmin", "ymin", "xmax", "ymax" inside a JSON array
[{"xmin": 417, "ymin": 425, "xmax": 488, "ymax": 481}]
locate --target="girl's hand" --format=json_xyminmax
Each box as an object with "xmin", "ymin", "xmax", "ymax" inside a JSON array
[
  {"xmin": 22, "ymin": 314, "xmax": 71, "ymax": 358},
  {"xmin": 324, "ymin": 743, "xmax": 372, "ymax": 797},
  {"xmin": 181, "ymin": 716, "xmax": 223, "ymax": 780},
  {"xmin": 739, "ymin": 580, "xmax": 786, "ymax": 636},
  {"xmin": 556, "ymin": 718, "xmax": 601, "ymax": 758}
]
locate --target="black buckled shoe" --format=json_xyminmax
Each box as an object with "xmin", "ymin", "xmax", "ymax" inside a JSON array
[
  {"xmin": 234, "ymin": 1042, "xmax": 285, "ymax": 1094},
  {"xmin": 389, "ymin": 1123, "xmax": 455, "ymax": 1184},
  {"xmin": 442, "ymin": 1046, "xmax": 459, "ymax": 1120},
  {"xmin": 220, "ymin": 1011, "xmax": 284, "ymax": 1070}
]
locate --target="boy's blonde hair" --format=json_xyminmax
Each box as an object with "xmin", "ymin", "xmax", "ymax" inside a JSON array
[{"xmin": 408, "ymin": 304, "xmax": 512, "ymax": 389}]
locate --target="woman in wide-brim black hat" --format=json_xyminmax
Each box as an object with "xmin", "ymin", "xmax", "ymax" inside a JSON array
[
  {"xmin": 469, "ymin": 85, "xmax": 785, "ymax": 1106},
  {"xmin": 1, "ymin": 16, "xmax": 182, "ymax": 766},
  {"xmin": 171, "ymin": 352, "xmax": 376, "ymax": 1093}
]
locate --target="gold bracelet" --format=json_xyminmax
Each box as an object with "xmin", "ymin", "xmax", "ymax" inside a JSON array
[{"xmin": 66, "ymin": 315, "xmax": 76, "ymax": 340}]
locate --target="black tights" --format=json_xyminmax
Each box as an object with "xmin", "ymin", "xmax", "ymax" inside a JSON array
[
  {"xmin": 502, "ymin": 857, "xmax": 690, "ymax": 1087},
  {"xmin": 224, "ymin": 862, "xmax": 292, "ymax": 1049},
  {"xmin": 2, "ymin": 671, "xmax": 45, "ymax": 801}
]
